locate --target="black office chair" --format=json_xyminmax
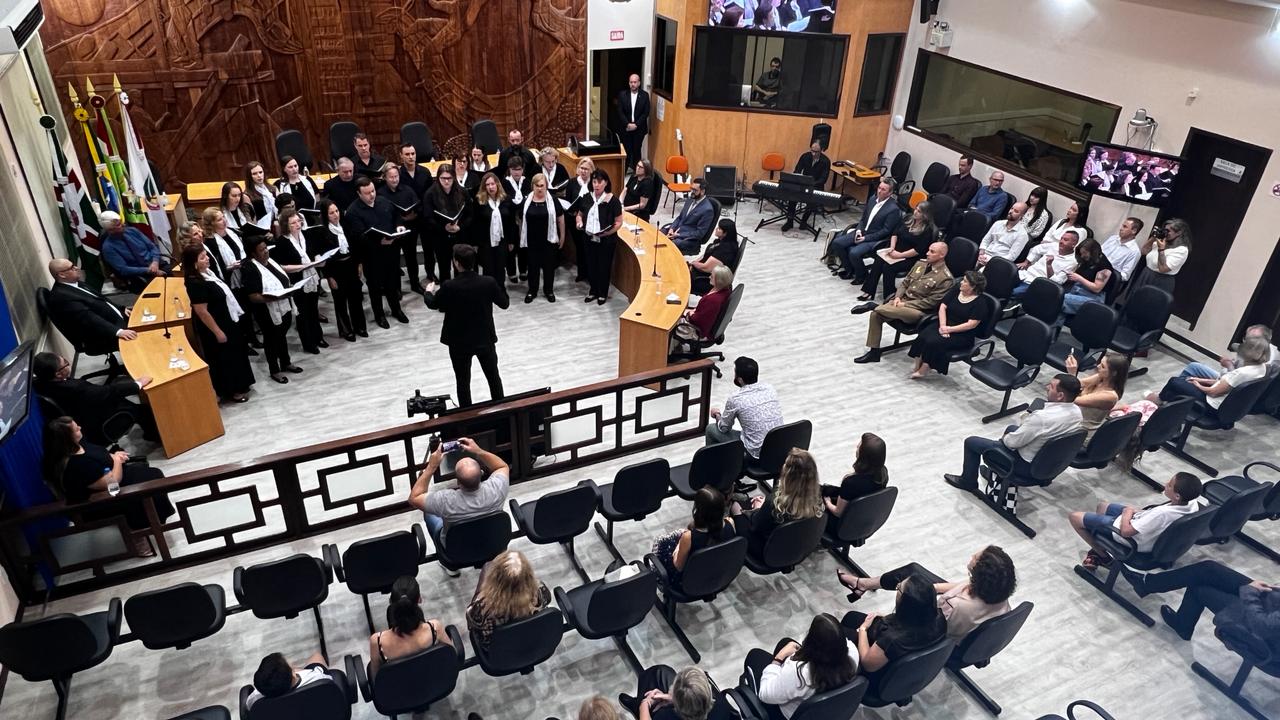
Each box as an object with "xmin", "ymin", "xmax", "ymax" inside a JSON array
[
  {"xmin": 1034, "ymin": 700, "xmax": 1117, "ymax": 720},
  {"xmin": 921, "ymin": 162, "xmax": 949, "ymax": 195},
  {"xmin": 859, "ymin": 636, "xmax": 954, "ymax": 708},
  {"xmin": 982, "ymin": 257, "xmax": 1019, "ymax": 308},
  {"xmin": 931, "ymin": 293, "xmax": 1003, "ymax": 369},
  {"xmin": 702, "ymin": 197, "xmax": 724, "ymax": 244},
  {"xmin": 669, "ymin": 284, "xmax": 745, "ymax": 378},
  {"xmin": 469, "ymin": 606, "xmax": 565, "ymax": 676},
  {"xmin": 1109, "ymin": 286, "xmax": 1172, "ymax": 378},
  {"xmin": 427, "ymin": 511, "xmax": 512, "ymax": 573},
  {"xmin": 275, "ymin": 129, "xmax": 315, "ymax": 173},
  {"xmin": 0, "ymin": 598, "xmax": 122, "ymax": 720},
  {"xmin": 555, "ymin": 565, "xmax": 659, "ymax": 676},
  {"xmin": 1075, "ymin": 506, "xmax": 1218, "ymax": 626},
  {"xmin": 1197, "ymin": 477, "xmax": 1270, "ymax": 550},
  {"xmin": 510, "ymin": 480, "xmax": 597, "ymax": 580},
  {"xmin": 670, "ymin": 439, "xmax": 745, "ymax": 500},
  {"xmin": 945, "ymin": 601, "xmax": 1034, "ymax": 715},
  {"xmin": 744, "ymin": 515, "xmax": 825, "ymax": 575},
  {"xmin": 36, "ymin": 394, "xmax": 133, "ymax": 448},
  {"xmin": 471, "ymin": 119, "xmax": 501, "ymax": 155},
  {"xmin": 821, "ymin": 486, "xmax": 897, "ymax": 577},
  {"xmin": 968, "ymin": 316, "xmax": 1053, "ymax": 423},
  {"xmin": 166, "ymin": 707, "xmax": 231, "ymax": 720},
  {"xmin": 123, "ymin": 582, "xmax": 227, "ymax": 651},
  {"xmin": 325, "ymin": 525, "xmax": 427, "ymax": 633},
  {"xmin": 945, "ymin": 236, "xmax": 979, "ymax": 276},
  {"xmin": 969, "ymin": 429, "xmax": 1088, "ymax": 538},
  {"xmin": 994, "ymin": 278, "xmax": 1062, "ymax": 341},
  {"xmin": 1192, "ymin": 620, "xmax": 1280, "ymax": 720},
  {"xmin": 1201, "ymin": 461, "xmax": 1280, "ymax": 563},
  {"xmin": 352, "ymin": 625, "xmax": 465, "ymax": 718},
  {"xmin": 744, "ymin": 419, "xmax": 814, "ymax": 491},
  {"xmin": 1161, "ymin": 377, "xmax": 1271, "ymax": 477},
  {"xmin": 874, "ymin": 151, "xmax": 911, "ymax": 187},
  {"xmin": 953, "ymin": 209, "xmax": 992, "ymax": 243},
  {"xmin": 328, "ymin": 121, "xmax": 361, "ymax": 164},
  {"xmin": 234, "ymin": 553, "xmax": 333, "ymax": 660},
  {"xmin": 400, "ymin": 121, "xmax": 435, "ymax": 161},
  {"xmin": 928, "ymin": 193, "xmax": 956, "ymax": 229},
  {"xmin": 729, "ymin": 676, "xmax": 868, "ymax": 720},
  {"xmin": 594, "ymin": 458, "xmax": 670, "ymax": 562},
  {"xmin": 1128, "ymin": 397, "xmax": 1196, "ymax": 490},
  {"xmin": 645, "ymin": 535, "xmax": 748, "ymax": 662},
  {"xmin": 239, "ymin": 656, "xmax": 360, "ymax": 720},
  {"xmin": 1044, "ymin": 302, "xmax": 1119, "ymax": 373},
  {"xmin": 1070, "ymin": 412, "xmax": 1141, "ymax": 471},
  {"xmin": 730, "ymin": 235, "xmax": 748, "ymax": 274},
  {"xmin": 37, "ymin": 286, "xmax": 124, "ymax": 383}
]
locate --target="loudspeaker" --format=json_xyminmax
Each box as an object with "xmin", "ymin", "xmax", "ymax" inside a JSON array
[
  {"xmin": 919, "ymin": 0, "xmax": 940, "ymax": 24},
  {"xmin": 810, "ymin": 122, "xmax": 832, "ymax": 151},
  {"xmin": 703, "ymin": 165, "xmax": 737, "ymax": 205}
]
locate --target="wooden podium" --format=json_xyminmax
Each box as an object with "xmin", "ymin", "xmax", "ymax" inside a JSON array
[
  {"xmin": 556, "ymin": 146, "xmax": 627, "ymax": 197},
  {"xmin": 612, "ymin": 213, "xmax": 691, "ymax": 378}
]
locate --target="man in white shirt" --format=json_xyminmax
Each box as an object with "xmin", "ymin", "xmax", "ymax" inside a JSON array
[
  {"xmin": 945, "ymin": 374, "xmax": 1083, "ymax": 490},
  {"xmin": 1158, "ymin": 335, "xmax": 1273, "ymax": 419},
  {"xmin": 1011, "ymin": 230, "xmax": 1080, "ymax": 297},
  {"xmin": 1179, "ymin": 324, "xmax": 1280, "ymax": 381},
  {"xmin": 830, "ymin": 179, "xmax": 902, "ymax": 281},
  {"xmin": 1069, "ymin": 472, "xmax": 1203, "ymax": 563},
  {"xmin": 245, "ymin": 651, "xmax": 335, "ymax": 709},
  {"xmin": 977, "ymin": 202, "xmax": 1030, "ymax": 266},
  {"xmin": 707, "ymin": 356, "xmax": 784, "ymax": 461},
  {"xmin": 1100, "ymin": 217, "xmax": 1144, "ymax": 283}
]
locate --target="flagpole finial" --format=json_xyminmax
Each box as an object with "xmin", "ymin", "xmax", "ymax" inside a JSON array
[
  {"xmin": 112, "ymin": 74, "xmax": 122, "ymax": 95},
  {"xmin": 84, "ymin": 77, "xmax": 96, "ymax": 96},
  {"xmin": 68, "ymin": 82, "xmax": 80, "ymax": 104}
]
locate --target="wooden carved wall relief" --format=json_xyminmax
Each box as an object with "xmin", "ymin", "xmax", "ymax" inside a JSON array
[{"xmin": 40, "ymin": 0, "xmax": 587, "ymax": 191}]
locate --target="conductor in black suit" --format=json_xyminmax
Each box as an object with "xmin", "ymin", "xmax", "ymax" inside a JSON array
[
  {"xmin": 45, "ymin": 259, "xmax": 137, "ymax": 354},
  {"xmin": 423, "ymin": 244, "xmax": 510, "ymax": 407},
  {"xmin": 616, "ymin": 74, "xmax": 650, "ymax": 171}
]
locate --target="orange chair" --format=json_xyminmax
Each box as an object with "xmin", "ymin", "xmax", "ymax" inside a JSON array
[
  {"xmin": 908, "ymin": 189, "xmax": 928, "ymax": 209},
  {"xmin": 664, "ymin": 155, "xmax": 692, "ymax": 211},
  {"xmin": 760, "ymin": 152, "xmax": 786, "ymax": 211}
]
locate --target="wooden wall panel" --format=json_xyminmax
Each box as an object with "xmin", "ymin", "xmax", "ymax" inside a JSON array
[{"xmin": 39, "ymin": 0, "xmax": 587, "ymax": 190}]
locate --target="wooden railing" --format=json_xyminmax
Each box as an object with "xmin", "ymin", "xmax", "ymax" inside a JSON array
[{"xmin": 0, "ymin": 360, "xmax": 716, "ymax": 602}]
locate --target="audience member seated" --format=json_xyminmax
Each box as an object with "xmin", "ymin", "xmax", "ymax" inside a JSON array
[
  {"xmin": 651, "ymin": 487, "xmax": 738, "ymax": 591},
  {"xmin": 731, "ymin": 449, "xmax": 824, "ymax": 558},
  {"xmin": 1068, "ymin": 471, "xmax": 1203, "ymax": 569},
  {"xmin": 820, "ymin": 432, "xmax": 888, "ymax": 530},
  {"xmin": 941, "ymin": 155, "xmax": 981, "ymax": 208},
  {"xmin": 33, "ymin": 351, "xmax": 158, "ymax": 444},
  {"xmin": 42, "ymin": 416, "xmax": 173, "ymax": 556},
  {"xmin": 858, "ymin": 202, "xmax": 939, "ymax": 302},
  {"xmin": 1100, "ymin": 217, "xmax": 1145, "ymax": 284},
  {"xmin": 620, "ymin": 665, "xmax": 734, "ymax": 720},
  {"xmin": 662, "ymin": 179, "xmax": 716, "ymax": 254},
  {"xmin": 1059, "ymin": 238, "xmax": 1114, "ymax": 319},
  {"xmin": 1122, "ymin": 560, "xmax": 1279, "ymax": 645},
  {"xmin": 706, "ymin": 356, "xmax": 784, "ymax": 461},
  {"xmin": 967, "ymin": 171, "xmax": 1010, "ymax": 224},
  {"xmin": 836, "ymin": 545, "xmax": 1017, "ymax": 641},
  {"xmin": 852, "ymin": 243, "xmax": 954, "ymax": 364},
  {"xmin": 466, "ymin": 549, "xmax": 552, "ymax": 650},
  {"xmin": 840, "ymin": 575, "xmax": 947, "ymax": 695},
  {"xmin": 670, "ymin": 267, "xmax": 733, "ymax": 355},
  {"xmin": 245, "ymin": 651, "xmax": 335, "ymax": 710},
  {"xmin": 739, "ymin": 613, "xmax": 858, "ymax": 719},
  {"xmin": 944, "ymin": 374, "xmax": 1084, "ymax": 491},
  {"xmin": 368, "ymin": 576, "xmax": 451, "ymax": 679},
  {"xmin": 46, "ymin": 259, "xmax": 136, "ymax": 354},
  {"xmin": 976, "ymin": 203, "xmax": 1029, "ymax": 266},
  {"xmin": 1016, "ymin": 187, "xmax": 1050, "ymax": 243},
  {"xmin": 1179, "ymin": 324, "xmax": 1280, "ymax": 381},
  {"xmin": 408, "ymin": 436, "xmax": 510, "ymax": 536},
  {"xmin": 907, "ymin": 270, "xmax": 996, "ymax": 378},
  {"xmin": 1043, "ymin": 201, "xmax": 1089, "ymax": 250},
  {"xmin": 1060, "ymin": 352, "xmax": 1128, "ymax": 441},
  {"xmin": 689, "ymin": 219, "xmax": 740, "ymax": 296},
  {"xmin": 1011, "ymin": 230, "xmax": 1079, "ymax": 298},
  {"xmin": 829, "ymin": 180, "xmax": 901, "ymax": 282},
  {"xmin": 99, "ymin": 210, "xmax": 169, "ymax": 293},
  {"xmin": 1152, "ymin": 335, "xmax": 1271, "ymax": 423},
  {"xmin": 623, "ymin": 160, "xmax": 657, "ymax": 221},
  {"xmin": 577, "ymin": 696, "xmax": 621, "ymax": 720}
]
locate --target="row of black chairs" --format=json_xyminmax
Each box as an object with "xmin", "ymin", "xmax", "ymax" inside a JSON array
[{"xmin": 274, "ymin": 118, "xmax": 507, "ymax": 175}]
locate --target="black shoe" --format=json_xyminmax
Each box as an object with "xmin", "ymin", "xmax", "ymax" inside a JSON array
[
  {"xmin": 1161, "ymin": 605, "xmax": 1192, "ymax": 640},
  {"xmin": 318, "ymin": 314, "xmax": 329, "ymax": 323},
  {"xmin": 850, "ymin": 302, "xmax": 877, "ymax": 315},
  {"xmin": 342, "ymin": 333, "xmax": 357, "ymax": 342},
  {"xmin": 546, "ymin": 293, "xmax": 556, "ymax": 302},
  {"xmin": 585, "ymin": 295, "xmax": 597, "ymax": 303},
  {"xmin": 598, "ymin": 298, "xmax": 607, "ymax": 306},
  {"xmin": 410, "ymin": 284, "xmax": 426, "ymax": 295},
  {"xmin": 376, "ymin": 318, "xmax": 391, "ymax": 329},
  {"xmin": 393, "ymin": 312, "xmax": 410, "ymax": 324},
  {"xmin": 304, "ymin": 348, "xmax": 320, "ymax": 355},
  {"xmin": 317, "ymin": 339, "xmax": 329, "ymax": 348},
  {"xmin": 853, "ymin": 349, "xmax": 881, "ymax": 364},
  {"xmin": 356, "ymin": 329, "xmax": 369, "ymax": 338},
  {"xmin": 524, "ymin": 293, "xmax": 536, "ymax": 304},
  {"xmin": 246, "ymin": 346, "xmax": 259, "ymax": 356},
  {"xmin": 944, "ymin": 473, "xmax": 978, "ymax": 490},
  {"xmin": 837, "ymin": 269, "xmax": 855, "ymax": 280},
  {"xmin": 781, "ymin": 221, "xmax": 794, "ymax": 232},
  {"xmin": 1119, "ymin": 565, "xmax": 1148, "ymax": 597},
  {"xmin": 285, "ymin": 365, "xmax": 304, "ymax": 374}
]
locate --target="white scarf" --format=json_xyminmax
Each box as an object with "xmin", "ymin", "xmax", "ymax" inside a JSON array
[
  {"xmin": 209, "ymin": 232, "xmax": 244, "ymax": 287},
  {"xmin": 328, "ymin": 222, "xmax": 350, "ymax": 255},
  {"xmin": 506, "ymin": 177, "xmax": 525, "ymax": 205},
  {"xmin": 586, "ymin": 191, "xmax": 612, "ymax": 236},
  {"xmin": 225, "ymin": 207, "xmax": 247, "ymax": 230},
  {"xmin": 255, "ymin": 184, "xmax": 277, "ymax": 218},
  {"xmin": 488, "ymin": 199, "xmax": 504, "ymax": 248},
  {"xmin": 288, "ymin": 231, "xmax": 320, "ymax": 293},
  {"xmin": 252, "ymin": 257, "xmax": 293, "ymax": 325},
  {"xmin": 201, "ymin": 269, "xmax": 244, "ymax": 322},
  {"xmin": 576, "ymin": 178, "xmax": 592, "ymax": 199},
  {"xmin": 519, "ymin": 193, "xmax": 558, "ymax": 249}
]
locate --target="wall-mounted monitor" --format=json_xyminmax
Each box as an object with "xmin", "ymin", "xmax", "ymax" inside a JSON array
[
  {"xmin": 689, "ymin": 26, "xmax": 849, "ymax": 116},
  {"xmin": 1078, "ymin": 141, "xmax": 1181, "ymax": 207},
  {"xmin": 709, "ymin": 0, "xmax": 838, "ymax": 34}
]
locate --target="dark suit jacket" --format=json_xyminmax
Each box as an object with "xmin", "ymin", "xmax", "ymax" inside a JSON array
[
  {"xmin": 496, "ymin": 146, "xmax": 538, "ymax": 178},
  {"xmin": 36, "ymin": 376, "xmax": 139, "ymax": 442},
  {"xmin": 423, "ymin": 271, "xmax": 510, "ymax": 349},
  {"xmin": 616, "ymin": 89, "xmax": 651, "ymax": 135},
  {"xmin": 853, "ymin": 198, "xmax": 902, "ymax": 246},
  {"xmin": 794, "ymin": 152, "xmax": 831, "ymax": 186},
  {"xmin": 47, "ymin": 283, "xmax": 127, "ymax": 355}
]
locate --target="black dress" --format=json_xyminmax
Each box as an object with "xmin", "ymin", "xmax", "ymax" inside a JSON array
[
  {"xmin": 690, "ymin": 237, "xmax": 740, "ymax": 295},
  {"xmin": 523, "ymin": 198, "xmax": 565, "ymax": 298},
  {"xmin": 63, "ymin": 443, "xmax": 173, "ymax": 530},
  {"xmin": 908, "ymin": 290, "xmax": 996, "ymax": 374},
  {"xmin": 186, "ymin": 277, "xmax": 255, "ymax": 398},
  {"xmin": 822, "ymin": 468, "xmax": 889, "ymax": 534},
  {"xmin": 472, "ymin": 199, "xmax": 518, "ymax": 284},
  {"xmin": 861, "ymin": 222, "xmax": 936, "ymax": 299},
  {"xmin": 623, "ymin": 175, "xmax": 656, "ymax": 221}
]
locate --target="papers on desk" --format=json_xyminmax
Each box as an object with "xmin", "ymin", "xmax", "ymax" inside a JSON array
[
  {"xmin": 622, "ymin": 223, "xmax": 642, "ymax": 233},
  {"xmin": 665, "ymin": 292, "xmax": 682, "ymax": 305},
  {"xmin": 140, "ymin": 310, "xmax": 157, "ymax": 323},
  {"xmin": 579, "ymin": 140, "xmax": 600, "ymax": 148}
]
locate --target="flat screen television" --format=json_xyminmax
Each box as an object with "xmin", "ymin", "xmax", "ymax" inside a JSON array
[
  {"xmin": 1078, "ymin": 141, "xmax": 1181, "ymax": 207},
  {"xmin": 0, "ymin": 342, "xmax": 35, "ymax": 447},
  {"xmin": 710, "ymin": 0, "xmax": 838, "ymax": 33}
]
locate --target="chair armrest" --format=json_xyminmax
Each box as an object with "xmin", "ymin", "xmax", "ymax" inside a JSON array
[
  {"xmin": 1067, "ymin": 699, "xmax": 1118, "ymax": 720},
  {"xmin": 1244, "ymin": 461, "xmax": 1280, "ymax": 481},
  {"xmin": 341, "ymin": 654, "xmax": 361, "ymax": 704},
  {"xmin": 644, "ymin": 552, "xmax": 671, "ymax": 589},
  {"xmin": 981, "ymin": 446, "xmax": 1017, "ymax": 478},
  {"xmin": 348, "ymin": 652, "xmax": 370, "ymax": 702},
  {"xmin": 1013, "ymin": 364, "xmax": 1041, "ymax": 388},
  {"xmin": 238, "ymin": 685, "xmax": 253, "ymax": 718},
  {"xmin": 233, "ymin": 566, "xmax": 247, "ymax": 606},
  {"xmin": 317, "ymin": 552, "xmax": 333, "ymax": 585},
  {"xmin": 1088, "ymin": 522, "xmax": 1138, "ymax": 561},
  {"xmin": 412, "ymin": 523, "xmax": 429, "ymax": 562},
  {"xmin": 508, "ymin": 498, "xmax": 530, "ymax": 533},
  {"xmin": 323, "ymin": 543, "xmax": 345, "ymax": 583},
  {"xmin": 105, "ymin": 597, "xmax": 123, "ymax": 641},
  {"xmin": 1136, "ymin": 327, "xmax": 1164, "ymax": 349},
  {"xmin": 445, "ymin": 624, "xmax": 466, "ymax": 663},
  {"xmin": 553, "ymin": 585, "xmax": 574, "ymax": 617},
  {"xmin": 724, "ymin": 687, "xmax": 768, "ymax": 720},
  {"xmin": 973, "ymin": 339, "xmax": 996, "ymax": 362}
]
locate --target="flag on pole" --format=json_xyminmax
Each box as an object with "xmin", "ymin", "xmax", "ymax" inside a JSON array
[
  {"xmin": 68, "ymin": 83, "xmax": 119, "ymax": 212},
  {"xmin": 40, "ymin": 114, "xmax": 106, "ymax": 290},
  {"xmin": 115, "ymin": 78, "xmax": 171, "ymax": 249},
  {"xmin": 87, "ymin": 78, "xmax": 129, "ymax": 200}
]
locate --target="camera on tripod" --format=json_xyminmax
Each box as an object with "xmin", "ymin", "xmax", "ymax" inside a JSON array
[{"xmin": 406, "ymin": 390, "xmax": 450, "ymax": 418}]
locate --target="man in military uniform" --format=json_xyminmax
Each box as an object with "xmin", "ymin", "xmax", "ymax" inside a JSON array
[{"xmin": 852, "ymin": 242, "xmax": 954, "ymax": 364}]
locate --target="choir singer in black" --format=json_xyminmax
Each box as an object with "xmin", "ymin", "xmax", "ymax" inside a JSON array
[
  {"xmin": 577, "ymin": 169, "xmax": 624, "ymax": 305},
  {"xmin": 312, "ymin": 199, "xmax": 367, "ymax": 341},
  {"xmin": 423, "ymin": 164, "xmax": 472, "ymax": 283},
  {"xmin": 424, "ymin": 244, "xmax": 510, "ymax": 408},
  {"xmin": 345, "ymin": 177, "xmax": 408, "ymax": 328},
  {"xmin": 473, "ymin": 173, "xmax": 517, "ymax": 284},
  {"xmin": 379, "ymin": 163, "xmax": 424, "ymax": 294}
]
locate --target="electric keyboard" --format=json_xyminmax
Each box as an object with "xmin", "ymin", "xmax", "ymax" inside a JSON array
[{"xmin": 752, "ymin": 180, "xmax": 844, "ymax": 207}]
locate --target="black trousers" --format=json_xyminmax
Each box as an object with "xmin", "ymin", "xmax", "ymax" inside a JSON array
[
  {"xmin": 621, "ymin": 128, "xmax": 644, "ymax": 169},
  {"xmin": 293, "ymin": 290, "xmax": 322, "ymax": 352},
  {"xmin": 585, "ymin": 234, "xmax": 617, "ymax": 298},
  {"xmin": 526, "ymin": 242, "xmax": 558, "ymax": 296},
  {"xmin": 366, "ymin": 245, "xmax": 402, "ymax": 321},
  {"xmin": 431, "ymin": 231, "xmax": 465, "ymax": 282},
  {"xmin": 398, "ymin": 228, "xmax": 422, "ymax": 289},
  {"xmin": 742, "ymin": 638, "xmax": 799, "ymax": 720},
  {"xmin": 261, "ymin": 312, "xmax": 294, "ymax": 374},
  {"xmin": 449, "ymin": 344, "xmax": 503, "ymax": 407},
  {"xmin": 505, "ymin": 245, "xmax": 528, "ymax": 279},
  {"xmin": 861, "ymin": 255, "xmax": 913, "ymax": 300},
  {"xmin": 232, "ymin": 287, "xmax": 259, "ymax": 344},
  {"xmin": 327, "ymin": 267, "xmax": 366, "ymax": 336},
  {"xmin": 481, "ymin": 243, "xmax": 509, "ymax": 285},
  {"xmin": 1143, "ymin": 559, "xmax": 1250, "ymax": 637}
]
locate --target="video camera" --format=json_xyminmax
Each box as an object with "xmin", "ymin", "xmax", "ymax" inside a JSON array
[{"xmin": 406, "ymin": 390, "xmax": 450, "ymax": 418}]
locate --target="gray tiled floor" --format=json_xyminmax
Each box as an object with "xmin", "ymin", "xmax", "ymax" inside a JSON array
[{"xmin": 6, "ymin": 199, "xmax": 1279, "ymax": 720}]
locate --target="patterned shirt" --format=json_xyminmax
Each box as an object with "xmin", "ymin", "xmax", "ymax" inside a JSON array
[
  {"xmin": 466, "ymin": 582, "xmax": 551, "ymax": 648},
  {"xmin": 717, "ymin": 382, "xmax": 784, "ymax": 458}
]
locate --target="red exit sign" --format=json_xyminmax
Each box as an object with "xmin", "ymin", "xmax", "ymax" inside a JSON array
[{"xmin": 610, "ymin": 30, "xmax": 625, "ymax": 41}]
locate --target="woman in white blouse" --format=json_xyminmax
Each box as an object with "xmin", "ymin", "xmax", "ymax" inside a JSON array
[
  {"xmin": 1042, "ymin": 200, "xmax": 1089, "ymax": 252},
  {"xmin": 1017, "ymin": 186, "xmax": 1051, "ymax": 244},
  {"xmin": 1126, "ymin": 217, "xmax": 1191, "ymax": 297},
  {"xmin": 739, "ymin": 614, "xmax": 858, "ymax": 718}
]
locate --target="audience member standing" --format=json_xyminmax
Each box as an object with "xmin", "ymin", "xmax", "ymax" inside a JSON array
[
  {"xmin": 616, "ymin": 73, "xmax": 650, "ymax": 171},
  {"xmin": 1100, "ymin": 217, "xmax": 1145, "ymax": 284},
  {"xmin": 1123, "ymin": 218, "xmax": 1191, "ymax": 300}
]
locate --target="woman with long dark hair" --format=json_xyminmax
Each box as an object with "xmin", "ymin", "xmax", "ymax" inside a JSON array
[
  {"xmin": 219, "ymin": 181, "xmax": 256, "ymax": 233},
  {"xmin": 842, "ymin": 575, "xmax": 947, "ymax": 693},
  {"xmin": 651, "ymin": 487, "xmax": 738, "ymax": 591},
  {"xmin": 243, "ymin": 160, "xmax": 277, "ymax": 230},
  {"xmin": 182, "ymin": 245, "xmax": 254, "ymax": 402},
  {"xmin": 367, "ymin": 576, "xmax": 450, "ymax": 678},
  {"xmin": 577, "ymin": 169, "xmax": 624, "ymax": 305},
  {"xmin": 274, "ymin": 155, "xmax": 320, "ymax": 212},
  {"xmin": 858, "ymin": 202, "xmax": 938, "ymax": 302},
  {"xmin": 1043, "ymin": 200, "xmax": 1089, "ymax": 252},
  {"xmin": 623, "ymin": 159, "xmax": 657, "ymax": 221},
  {"xmin": 688, "ymin": 218, "xmax": 740, "ymax": 296},
  {"xmin": 1066, "ymin": 351, "xmax": 1128, "ymax": 441},
  {"xmin": 315, "ymin": 198, "xmax": 367, "ymax": 341},
  {"xmin": 1018, "ymin": 186, "xmax": 1050, "ymax": 242},
  {"xmin": 1060, "ymin": 237, "xmax": 1114, "ymax": 319},
  {"xmin": 821, "ymin": 433, "xmax": 888, "ymax": 526},
  {"xmin": 423, "ymin": 163, "xmax": 472, "ymax": 282},
  {"xmin": 740, "ymin": 614, "xmax": 858, "ymax": 719}
]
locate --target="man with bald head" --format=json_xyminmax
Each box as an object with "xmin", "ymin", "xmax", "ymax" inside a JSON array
[
  {"xmin": 977, "ymin": 201, "xmax": 1030, "ymax": 266},
  {"xmin": 852, "ymin": 241, "xmax": 954, "ymax": 364},
  {"xmin": 616, "ymin": 72, "xmax": 650, "ymax": 171},
  {"xmin": 968, "ymin": 170, "xmax": 1011, "ymax": 224},
  {"xmin": 408, "ymin": 436, "xmax": 510, "ymax": 553},
  {"xmin": 322, "ymin": 157, "xmax": 358, "ymax": 211},
  {"xmin": 45, "ymin": 258, "xmax": 136, "ymax": 354}
]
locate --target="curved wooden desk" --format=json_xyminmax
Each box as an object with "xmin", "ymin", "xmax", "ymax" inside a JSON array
[
  {"xmin": 612, "ymin": 213, "xmax": 691, "ymax": 378},
  {"xmin": 128, "ymin": 277, "xmax": 192, "ymax": 332},
  {"xmin": 119, "ymin": 326, "xmax": 224, "ymax": 457}
]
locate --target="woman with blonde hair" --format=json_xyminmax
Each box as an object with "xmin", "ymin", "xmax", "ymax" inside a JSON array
[
  {"xmin": 734, "ymin": 449, "xmax": 824, "ymax": 558},
  {"xmin": 201, "ymin": 206, "xmax": 258, "ymax": 350},
  {"xmin": 563, "ymin": 157, "xmax": 597, "ymax": 282},
  {"xmin": 465, "ymin": 549, "xmax": 551, "ymax": 648},
  {"xmin": 472, "ymin": 172, "xmax": 516, "ymax": 283},
  {"xmin": 177, "ymin": 220, "xmax": 204, "ymax": 250},
  {"xmin": 621, "ymin": 664, "xmax": 732, "ymax": 720},
  {"xmin": 577, "ymin": 696, "xmax": 619, "ymax": 720}
]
